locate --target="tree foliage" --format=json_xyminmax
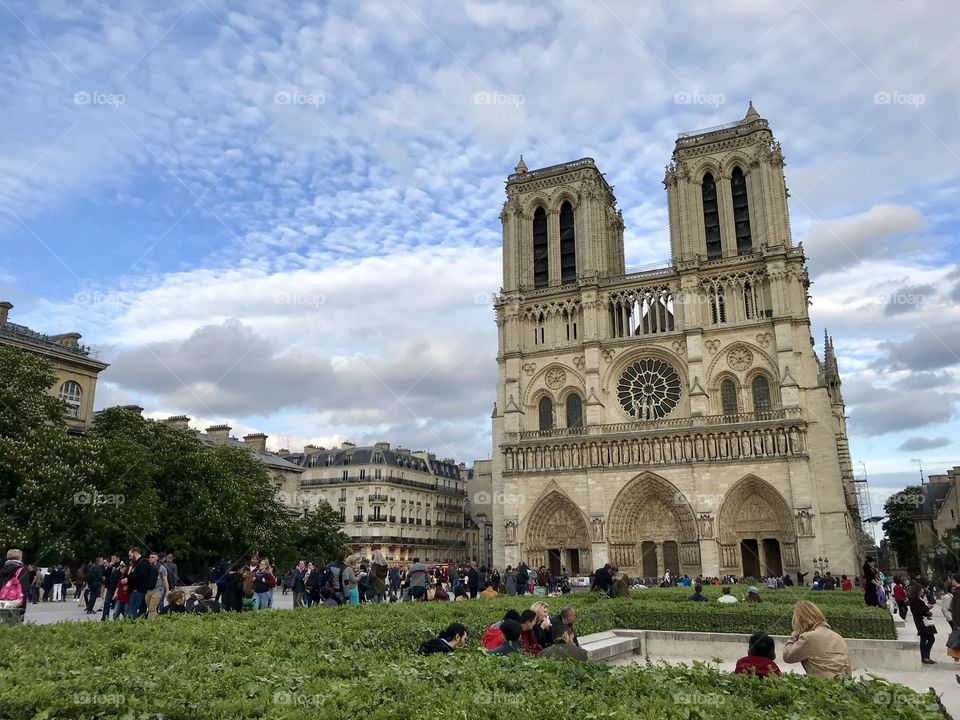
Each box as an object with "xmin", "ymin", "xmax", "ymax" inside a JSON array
[
  {"xmin": 882, "ymin": 485, "xmax": 922, "ymax": 575},
  {"xmin": 0, "ymin": 346, "xmax": 348, "ymax": 572}
]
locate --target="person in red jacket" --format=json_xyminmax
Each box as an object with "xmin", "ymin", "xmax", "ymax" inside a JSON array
[
  {"xmin": 840, "ymin": 575, "xmax": 852, "ymax": 592},
  {"xmin": 481, "ymin": 609, "xmax": 522, "ymax": 651},
  {"xmin": 735, "ymin": 633, "xmax": 781, "ymax": 678},
  {"xmin": 893, "ymin": 579, "xmax": 908, "ymax": 620},
  {"xmin": 518, "ymin": 609, "xmax": 544, "ymax": 655}
]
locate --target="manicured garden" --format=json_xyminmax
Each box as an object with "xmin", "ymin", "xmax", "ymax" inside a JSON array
[{"xmin": 0, "ymin": 591, "xmax": 926, "ymax": 719}]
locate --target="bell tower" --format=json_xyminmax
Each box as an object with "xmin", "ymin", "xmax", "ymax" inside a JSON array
[
  {"xmin": 499, "ymin": 157, "xmax": 625, "ymax": 293},
  {"xmin": 664, "ymin": 102, "xmax": 792, "ymax": 264}
]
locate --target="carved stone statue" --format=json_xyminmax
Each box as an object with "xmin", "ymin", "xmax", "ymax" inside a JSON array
[
  {"xmin": 697, "ymin": 513, "xmax": 714, "ymax": 539},
  {"xmin": 505, "ymin": 521, "xmax": 517, "ymax": 545},
  {"xmin": 591, "ymin": 517, "xmax": 605, "ymax": 542}
]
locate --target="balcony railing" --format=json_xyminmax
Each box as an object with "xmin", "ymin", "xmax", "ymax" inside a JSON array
[
  {"xmin": 368, "ymin": 494, "xmax": 388, "ymax": 503},
  {"xmin": 301, "ymin": 474, "xmax": 466, "ymax": 496},
  {"xmin": 506, "ymin": 408, "xmax": 802, "ymax": 442}
]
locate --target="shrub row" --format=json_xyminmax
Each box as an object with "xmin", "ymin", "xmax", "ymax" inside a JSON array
[{"xmin": 0, "ymin": 593, "xmax": 906, "ymax": 719}]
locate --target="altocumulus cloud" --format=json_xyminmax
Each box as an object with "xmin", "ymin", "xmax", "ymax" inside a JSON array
[{"xmin": 896, "ymin": 436, "xmax": 952, "ymax": 452}]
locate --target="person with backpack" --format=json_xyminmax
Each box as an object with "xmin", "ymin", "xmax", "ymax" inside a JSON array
[
  {"xmin": 0, "ymin": 549, "xmax": 28, "ymax": 623},
  {"xmin": 324, "ymin": 550, "xmax": 350, "ymax": 604},
  {"xmin": 254, "ymin": 559, "xmax": 276, "ymax": 610}
]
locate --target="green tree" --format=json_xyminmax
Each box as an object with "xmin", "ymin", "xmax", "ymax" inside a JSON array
[
  {"xmin": 882, "ymin": 485, "xmax": 923, "ymax": 575},
  {"xmin": 283, "ymin": 501, "xmax": 351, "ymax": 570}
]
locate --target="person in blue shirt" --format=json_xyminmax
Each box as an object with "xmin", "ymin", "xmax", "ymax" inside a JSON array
[{"xmin": 490, "ymin": 620, "xmax": 523, "ymax": 656}]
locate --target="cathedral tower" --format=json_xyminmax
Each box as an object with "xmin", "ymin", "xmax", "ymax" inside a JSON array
[{"xmin": 491, "ymin": 105, "xmax": 860, "ymax": 580}]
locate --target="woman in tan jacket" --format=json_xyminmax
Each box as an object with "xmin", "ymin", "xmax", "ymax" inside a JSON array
[{"xmin": 782, "ymin": 600, "xmax": 852, "ymax": 678}]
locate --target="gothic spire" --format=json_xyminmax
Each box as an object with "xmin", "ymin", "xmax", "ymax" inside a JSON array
[
  {"xmin": 744, "ymin": 101, "xmax": 760, "ymax": 122},
  {"xmin": 514, "ymin": 154, "xmax": 528, "ymax": 174}
]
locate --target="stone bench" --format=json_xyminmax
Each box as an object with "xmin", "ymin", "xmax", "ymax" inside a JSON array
[{"xmin": 579, "ymin": 629, "xmax": 920, "ymax": 672}]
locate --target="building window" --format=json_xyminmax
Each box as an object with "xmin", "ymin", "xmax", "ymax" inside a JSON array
[
  {"xmin": 339, "ymin": 506, "xmax": 346, "ymax": 522},
  {"xmin": 339, "ymin": 488, "xmax": 347, "ymax": 502},
  {"xmin": 533, "ymin": 206, "xmax": 549, "ymax": 288},
  {"xmin": 731, "ymin": 167, "xmax": 752, "ymax": 254},
  {"xmin": 342, "ymin": 470, "xmax": 349, "ymax": 481},
  {"xmin": 532, "ymin": 311, "xmax": 546, "ymax": 346},
  {"xmin": 355, "ymin": 505, "xmax": 363, "ymax": 522},
  {"xmin": 559, "ymin": 201, "xmax": 576, "ymax": 283},
  {"xmin": 720, "ymin": 379, "xmax": 739, "ymax": 416},
  {"xmin": 566, "ymin": 393, "xmax": 583, "ymax": 428},
  {"xmin": 752, "ymin": 375, "xmax": 772, "ymax": 414},
  {"xmin": 375, "ymin": 468, "xmax": 381, "ymax": 480},
  {"xmin": 359, "ymin": 469, "xmax": 366, "ymax": 480},
  {"xmin": 58, "ymin": 381, "xmax": 82, "ymax": 418},
  {"xmin": 702, "ymin": 173, "xmax": 722, "ymax": 260},
  {"xmin": 538, "ymin": 397, "xmax": 554, "ymax": 431},
  {"xmin": 709, "ymin": 285, "xmax": 726, "ymax": 324}
]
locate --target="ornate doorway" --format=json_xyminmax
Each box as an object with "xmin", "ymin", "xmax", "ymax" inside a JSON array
[
  {"xmin": 717, "ymin": 476, "xmax": 798, "ymax": 578},
  {"xmin": 522, "ymin": 490, "xmax": 591, "ymax": 573},
  {"xmin": 607, "ymin": 473, "xmax": 702, "ymax": 579}
]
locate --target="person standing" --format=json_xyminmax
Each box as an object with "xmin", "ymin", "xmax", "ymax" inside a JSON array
[
  {"xmin": 254, "ymin": 559, "xmax": 276, "ymax": 610},
  {"xmin": 84, "ymin": 557, "xmax": 103, "ymax": 615},
  {"xmin": 408, "ymin": 557, "xmax": 430, "ymax": 601},
  {"xmin": 465, "ymin": 563, "xmax": 479, "ymax": 599},
  {"xmin": 862, "ymin": 557, "xmax": 880, "ymax": 607},
  {"xmin": 163, "ymin": 554, "xmax": 179, "ymax": 593},
  {"xmin": 893, "ymin": 578, "xmax": 908, "ymax": 620},
  {"xmin": 101, "ymin": 555, "xmax": 122, "ymax": 621},
  {"xmin": 504, "ymin": 566, "xmax": 517, "ymax": 596},
  {"xmin": 50, "ymin": 565, "xmax": 64, "ymax": 602},
  {"xmin": 144, "ymin": 552, "xmax": 168, "ymax": 619},
  {"xmin": 368, "ymin": 550, "xmax": 387, "ymax": 603},
  {"xmin": 221, "ymin": 561, "xmax": 246, "ymax": 612},
  {"xmin": 0, "ymin": 549, "xmax": 28, "ymax": 623},
  {"xmin": 112, "ymin": 565, "xmax": 130, "ymax": 619},
  {"xmin": 908, "ymin": 583, "xmax": 938, "ymax": 664},
  {"xmin": 125, "ymin": 549, "xmax": 150, "ymax": 619},
  {"xmin": 344, "ymin": 555, "xmax": 360, "ymax": 606},
  {"xmin": 290, "ymin": 560, "xmax": 306, "ymax": 609}
]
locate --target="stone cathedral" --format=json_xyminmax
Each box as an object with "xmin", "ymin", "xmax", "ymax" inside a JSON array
[{"xmin": 490, "ymin": 104, "xmax": 861, "ymax": 580}]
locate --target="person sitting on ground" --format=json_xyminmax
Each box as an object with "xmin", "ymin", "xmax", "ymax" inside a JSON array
[
  {"xmin": 735, "ymin": 632, "xmax": 781, "ymax": 677},
  {"xmin": 782, "ymin": 600, "xmax": 852, "ymax": 678},
  {"xmin": 490, "ymin": 619, "xmax": 523, "ymax": 656},
  {"xmin": 822, "ymin": 572, "xmax": 836, "ymax": 591},
  {"xmin": 479, "ymin": 582, "xmax": 499, "ymax": 599},
  {"xmin": 610, "ymin": 568, "xmax": 630, "ymax": 598},
  {"xmin": 548, "ymin": 606, "xmax": 579, "ymax": 646},
  {"xmin": 688, "ymin": 583, "xmax": 708, "ymax": 602},
  {"xmin": 591, "ymin": 563, "xmax": 613, "ymax": 595},
  {"xmin": 158, "ymin": 589, "xmax": 187, "ymax": 615},
  {"xmin": 744, "ymin": 586, "xmax": 761, "ymax": 603},
  {"xmin": 538, "ymin": 623, "xmax": 589, "ymax": 662},
  {"xmin": 481, "ymin": 609, "xmax": 523, "ymax": 650},
  {"xmin": 530, "ymin": 600, "xmax": 552, "ymax": 647},
  {"xmin": 433, "ymin": 582, "xmax": 450, "ymax": 601},
  {"xmin": 453, "ymin": 585, "xmax": 467, "ymax": 602},
  {"xmin": 518, "ymin": 609, "xmax": 544, "ymax": 655},
  {"xmin": 717, "ymin": 586, "xmax": 738, "ymax": 604},
  {"xmin": 840, "ymin": 574, "xmax": 852, "ymax": 592},
  {"xmin": 319, "ymin": 586, "xmax": 340, "ymax": 607},
  {"xmin": 186, "ymin": 584, "xmax": 221, "ymax": 614},
  {"xmin": 420, "ymin": 623, "xmax": 469, "ymax": 655}
]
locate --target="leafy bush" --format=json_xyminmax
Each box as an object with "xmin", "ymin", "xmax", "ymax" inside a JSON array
[{"xmin": 0, "ymin": 592, "xmax": 916, "ymax": 718}]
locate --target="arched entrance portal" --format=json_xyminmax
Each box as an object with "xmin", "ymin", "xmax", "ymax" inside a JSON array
[
  {"xmin": 522, "ymin": 490, "xmax": 591, "ymax": 575},
  {"xmin": 607, "ymin": 473, "xmax": 702, "ymax": 579},
  {"xmin": 716, "ymin": 475, "xmax": 799, "ymax": 578}
]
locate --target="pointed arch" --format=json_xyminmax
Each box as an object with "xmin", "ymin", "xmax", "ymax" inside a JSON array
[
  {"xmin": 532, "ymin": 206, "xmax": 549, "ymax": 288},
  {"xmin": 559, "ymin": 200, "xmax": 576, "ymax": 283},
  {"xmin": 716, "ymin": 475, "xmax": 799, "ymax": 576},
  {"xmin": 521, "ymin": 488, "xmax": 591, "ymax": 572},
  {"xmin": 607, "ymin": 473, "xmax": 700, "ymax": 578},
  {"xmin": 701, "ymin": 172, "xmax": 722, "ymax": 260},
  {"xmin": 730, "ymin": 166, "xmax": 752, "ymax": 254}
]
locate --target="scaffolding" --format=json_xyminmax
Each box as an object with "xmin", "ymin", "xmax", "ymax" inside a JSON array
[{"xmin": 855, "ymin": 461, "xmax": 881, "ymax": 548}]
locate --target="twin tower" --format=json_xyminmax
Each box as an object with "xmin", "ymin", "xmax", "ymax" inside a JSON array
[{"xmin": 489, "ymin": 105, "xmax": 860, "ymax": 581}]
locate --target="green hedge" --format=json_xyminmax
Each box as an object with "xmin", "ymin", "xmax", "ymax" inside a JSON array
[{"xmin": 0, "ymin": 594, "xmax": 913, "ymax": 719}]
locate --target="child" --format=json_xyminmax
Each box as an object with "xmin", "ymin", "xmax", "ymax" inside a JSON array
[{"xmin": 735, "ymin": 632, "xmax": 781, "ymax": 677}]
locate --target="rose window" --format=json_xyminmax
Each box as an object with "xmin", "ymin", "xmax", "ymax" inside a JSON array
[{"xmin": 617, "ymin": 358, "xmax": 682, "ymax": 420}]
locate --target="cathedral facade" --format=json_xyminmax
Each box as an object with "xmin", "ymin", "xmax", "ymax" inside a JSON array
[{"xmin": 490, "ymin": 104, "xmax": 861, "ymax": 580}]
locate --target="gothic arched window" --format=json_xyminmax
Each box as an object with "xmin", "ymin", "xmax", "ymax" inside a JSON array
[
  {"xmin": 559, "ymin": 201, "xmax": 576, "ymax": 283},
  {"xmin": 731, "ymin": 167, "xmax": 752, "ymax": 255},
  {"xmin": 58, "ymin": 380, "xmax": 82, "ymax": 418},
  {"xmin": 538, "ymin": 396, "xmax": 554, "ymax": 431},
  {"xmin": 752, "ymin": 375, "xmax": 772, "ymax": 414},
  {"xmin": 702, "ymin": 172, "xmax": 722, "ymax": 260},
  {"xmin": 566, "ymin": 393, "xmax": 583, "ymax": 429},
  {"xmin": 720, "ymin": 379, "xmax": 739, "ymax": 416},
  {"xmin": 533, "ymin": 206, "xmax": 549, "ymax": 288}
]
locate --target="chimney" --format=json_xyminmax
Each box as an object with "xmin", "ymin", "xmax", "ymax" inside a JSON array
[
  {"xmin": 303, "ymin": 444, "xmax": 321, "ymax": 455},
  {"xmin": 244, "ymin": 433, "xmax": 268, "ymax": 453},
  {"xmin": 341, "ymin": 441, "xmax": 356, "ymax": 450},
  {"xmin": 278, "ymin": 448, "xmax": 289, "ymax": 455},
  {"xmin": 374, "ymin": 442, "xmax": 391, "ymax": 450},
  {"xmin": 0, "ymin": 301, "xmax": 11, "ymax": 324},
  {"xmin": 117, "ymin": 404, "xmax": 143, "ymax": 415},
  {"xmin": 205, "ymin": 424, "xmax": 231, "ymax": 445},
  {"xmin": 164, "ymin": 415, "xmax": 191, "ymax": 430}
]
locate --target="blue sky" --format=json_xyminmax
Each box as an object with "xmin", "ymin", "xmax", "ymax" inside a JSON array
[{"xmin": 1, "ymin": 0, "xmax": 958, "ymax": 519}]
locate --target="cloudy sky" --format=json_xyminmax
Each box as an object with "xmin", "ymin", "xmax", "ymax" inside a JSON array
[{"xmin": 1, "ymin": 0, "xmax": 958, "ymax": 518}]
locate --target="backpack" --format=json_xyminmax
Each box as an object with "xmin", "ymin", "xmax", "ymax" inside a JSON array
[
  {"xmin": 320, "ymin": 563, "xmax": 346, "ymax": 591},
  {"xmin": 0, "ymin": 566, "xmax": 24, "ymax": 602}
]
